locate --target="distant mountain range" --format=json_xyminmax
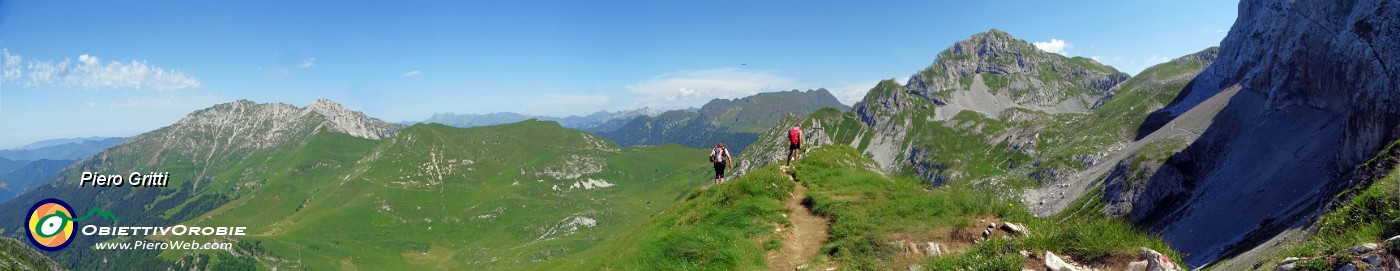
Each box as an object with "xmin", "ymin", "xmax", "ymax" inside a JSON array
[
  {"xmin": 0, "ymin": 137, "xmax": 124, "ymax": 161},
  {"xmin": 0, "ymin": 137, "xmax": 126, "ymax": 204},
  {"xmin": 420, "ymin": 107, "xmax": 662, "ymax": 133},
  {"xmin": 0, "ymin": 159, "xmax": 74, "ymax": 204},
  {"xmin": 599, "ymin": 89, "xmax": 850, "ymax": 156},
  {"xmin": 420, "ymin": 89, "xmax": 850, "ymax": 157}
]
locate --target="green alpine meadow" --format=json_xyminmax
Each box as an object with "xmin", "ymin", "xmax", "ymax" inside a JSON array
[
  {"xmin": 2, "ymin": 112, "xmax": 716, "ymax": 270},
  {"xmin": 4, "ymin": 1, "xmax": 1398, "ymax": 270}
]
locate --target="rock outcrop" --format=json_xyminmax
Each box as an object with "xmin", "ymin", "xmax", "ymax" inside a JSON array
[
  {"xmin": 76, "ymin": 98, "xmax": 402, "ymax": 190},
  {"xmin": 1274, "ymin": 239, "xmax": 1400, "ymax": 271},
  {"xmin": 903, "ymin": 29, "xmax": 1130, "ymax": 115},
  {"xmin": 160, "ymin": 99, "xmax": 400, "ymax": 152},
  {"xmin": 306, "ymin": 99, "xmax": 401, "ymax": 140},
  {"xmin": 1129, "ymin": 247, "xmax": 1185, "ymax": 271},
  {"xmin": 850, "ymin": 29, "xmax": 1129, "ymax": 177},
  {"xmin": 1043, "ymin": 251, "xmax": 1087, "ymax": 271},
  {"xmin": 1125, "ymin": 0, "xmax": 1400, "ymax": 267}
]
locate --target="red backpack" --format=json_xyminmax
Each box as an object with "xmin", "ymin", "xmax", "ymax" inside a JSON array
[{"xmin": 789, "ymin": 127, "xmax": 801, "ymax": 143}]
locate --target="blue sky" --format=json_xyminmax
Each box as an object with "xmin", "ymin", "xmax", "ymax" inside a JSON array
[{"xmin": 0, "ymin": 1, "xmax": 1237, "ymax": 148}]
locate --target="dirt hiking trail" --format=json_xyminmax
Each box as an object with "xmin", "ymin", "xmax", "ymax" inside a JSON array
[{"xmin": 768, "ymin": 165, "xmax": 833, "ymax": 271}]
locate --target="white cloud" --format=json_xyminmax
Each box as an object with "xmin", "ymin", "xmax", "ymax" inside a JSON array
[
  {"xmin": 1033, "ymin": 39, "xmax": 1072, "ymax": 56},
  {"xmin": 627, "ymin": 68, "xmax": 801, "ymax": 108},
  {"xmin": 296, "ymin": 57, "xmax": 316, "ymax": 68},
  {"xmin": 402, "ymin": 69, "xmax": 421, "ymax": 77},
  {"xmin": 0, "ymin": 49, "xmax": 200, "ymax": 91},
  {"xmin": 2, "ymin": 49, "xmax": 22, "ymax": 81}
]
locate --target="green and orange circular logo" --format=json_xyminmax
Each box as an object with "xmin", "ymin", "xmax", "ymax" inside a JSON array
[{"xmin": 26, "ymin": 198, "xmax": 76, "ymax": 251}]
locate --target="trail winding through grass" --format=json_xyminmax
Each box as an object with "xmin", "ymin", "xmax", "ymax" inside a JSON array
[{"xmin": 768, "ymin": 165, "xmax": 832, "ymax": 271}]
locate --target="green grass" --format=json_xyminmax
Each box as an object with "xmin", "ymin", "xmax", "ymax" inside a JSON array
[
  {"xmin": 1279, "ymin": 153, "xmax": 1400, "ymax": 267},
  {"xmin": 793, "ymin": 146, "xmax": 1181, "ymax": 270},
  {"xmin": 0, "ymin": 236, "xmax": 64, "ymax": 271},
  {"xmin": 1042, "ymin": 183, "xmax": 1183, "ymax": 265},
  {"xmin": 1068, "ymin": 57, "xmax": 1118, "ymax": 74},
  {"xmin": 554, "ymin": 164, "xmax": 794, "ymax": 270},
  {"xmin": 1037, "ymin": 69, "xmax": 1063, "ymax": 86},
  {"xmin": 153, "ymin": 121, "xmax": 713, "ymax": 270},
  {"xmin": 795, "ymin": 146, "xmax": 1026, "ymax": 270},
  {"xmin": 900, "ymin": 110, "xmax": 1031, "ymax": 184},
  {"xmin": 982, "ymin": 73, "xmax": 1010, "ymax": 92},
  {"xmin": 712, "ymin": 44, "xmax": 1219, "ymax": 270}
]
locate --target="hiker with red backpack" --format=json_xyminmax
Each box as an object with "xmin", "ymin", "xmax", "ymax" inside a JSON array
[
  {"xmin": 710, "ymin": 143, "xmax": 733, "ymax": 184},
  {"xmin": 787, "ymin": 124, "xmax": 803, "ymax": 166}
]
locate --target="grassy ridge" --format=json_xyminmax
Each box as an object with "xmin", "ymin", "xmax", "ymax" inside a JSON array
[
  {"xmin": 554, "ymin": 165, "xmax": 794, "ymax": 270},
  {"xmin": 795, "ymin": 146, "xmax": 1026, "ymax": 269},
  {"xmin": 793, "ymin": 146, "xmax": 1181, "ymax": 270},
  {"xmin": 0, "ymin": 236, "xmax": 64, "ymax": 271}
]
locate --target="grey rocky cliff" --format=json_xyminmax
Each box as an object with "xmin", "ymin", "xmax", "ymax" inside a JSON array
[
  {"xmin": 305, "ymin": 98, "xmax": 401, "ymax": 140},
  {"xmin": 1087, "ymin": 49, "xmax": 1224, "ymax": 218},
  {"xmin": 1124, "ymin": 0, "xmax": 1399, "ymax": 267},
  {"xmin": 170, "ymin": 99, "xmax": 400, "ymax": 150},
  {"xmin": 851, "ymin": 80, "xmax": 919, "ymax": 173}
]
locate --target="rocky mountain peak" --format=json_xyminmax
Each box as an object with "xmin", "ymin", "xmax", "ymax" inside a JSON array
[
  {"xmin": 172, "ymin": 99, "xmax": 400, "ymax": 151},
  {"xmin": 307, "ymin": 98, "xmax": 348, "ymax": 115},
  {"xmin": 634, "ymin": 107, "xmax": 661, "ymax": 117},
  {"xmin": 302, "ymin": 99, "xmax": 399, "ymax": 140},
  {"xmin": 948, "ymin": 28, "xmax": 1023, "ymax": 63},
  {"xmin": 855, "ymin": 29, "xmax": 1129, "ymax": 129}
]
